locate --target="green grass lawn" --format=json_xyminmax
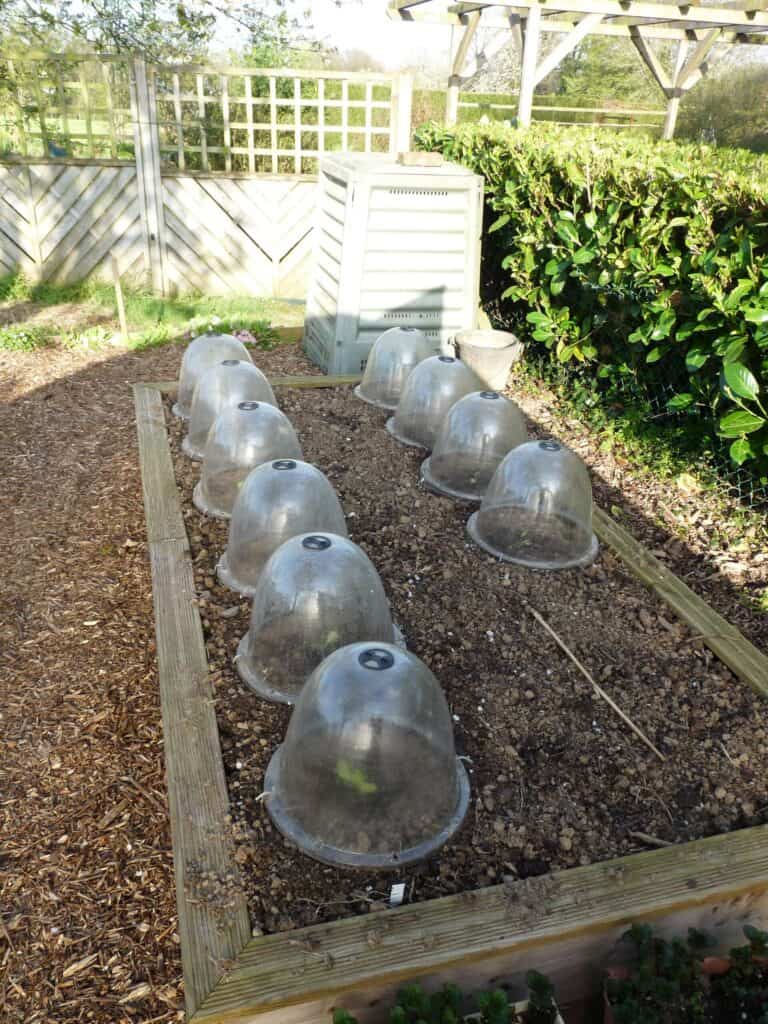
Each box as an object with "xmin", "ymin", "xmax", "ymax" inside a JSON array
[{"xmin": 0, "ymin": 272, "xmax": 304, "ymax": 352}]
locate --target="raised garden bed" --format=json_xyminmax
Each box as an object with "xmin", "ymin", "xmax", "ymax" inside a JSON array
[{"xmin": 134, "ymin": 377, "xmax": 768, "ymax": 1024}]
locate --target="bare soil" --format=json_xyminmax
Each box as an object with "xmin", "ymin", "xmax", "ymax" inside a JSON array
[{"xmin": 165, "ymin": 376, "xmax": 768, "ymax": 938}]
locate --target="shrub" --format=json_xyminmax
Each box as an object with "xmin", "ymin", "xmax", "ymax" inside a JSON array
[{"xmin": 414, "ymin": 121, "xmax": 768, "ymax": 480}]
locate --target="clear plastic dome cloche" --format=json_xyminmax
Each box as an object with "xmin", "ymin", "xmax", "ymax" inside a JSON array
[
  {"xmin": 182, "ymin": 359, "xmax": 277, "ymax": 461},
  {"xmin": 264, "ymin": 642, "xmax": 470, "ymax": 868},
  {"xmin": 173, "ymin": 333, "xmax": 253, "ymax": 420},
  {"xmin": 467, "ymin": 439, "xmax": 598, "ymax": 569},
  {"xmin": 217, "ymin": 459, "xmax": 348, "ymax": 595},
  {"xmin": 354, "ymin": 326, "xmax": 433, "ymax": 410},
  {"xmin": 193, "ymin": 401, "xmax": 302, "ymax": 519},
  {"xmin": 236, "ymin": 533, "xmax": 398, "ymax": 704},
  {"xmin": 421, "ymin": 390, "xmax": 527, "ymax": 502},
  {"xmin": 386, "ymin": 355, "xmax": 482, "ymax": 450}
]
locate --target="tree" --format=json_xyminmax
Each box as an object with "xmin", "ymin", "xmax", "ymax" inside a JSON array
[
  {"xmin": 0, "ymin": 0, "xmax": 314, "ymax": 62},
  {"xmin": 678, "ymin": 60, "xmax": 768, "ymax": 152},
  {"xmin": 549, "ymin": 36, "xmax": 665, "ymax": 104}
]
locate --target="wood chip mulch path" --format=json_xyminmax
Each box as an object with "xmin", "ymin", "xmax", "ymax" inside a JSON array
[{"xmin": 0, "ymin": 339, "xmax": 308, "ymax": 1023}]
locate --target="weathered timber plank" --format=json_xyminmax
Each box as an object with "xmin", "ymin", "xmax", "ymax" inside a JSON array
[
  {"xmin": 144, "ymin": 372, "xmax": 358, "ymax": 394},
  {"xmin": 593, "ymin": 507, "xmax": 768, "ymax": 697},
  {"xmin": 133, "ymin": 385, "xmax": 251, "ymax": 1017},
  {"xmin": 194, "ymin": 824, "xmax": 768, "ymax": 1023}
]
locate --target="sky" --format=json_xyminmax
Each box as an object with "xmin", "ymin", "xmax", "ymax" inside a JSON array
[{"xmin": 306, "ymin": 0, "xmax": 455, "ymax": 72}]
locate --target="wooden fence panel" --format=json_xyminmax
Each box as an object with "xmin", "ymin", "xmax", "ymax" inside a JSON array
[
  {"xmin": 162, "ymin": 174, "xmax": 316, "ymax": 298},
  {"xmin": 0, "ymin": 165, "xmax": 36, "ymax": 275},
  {"xmin": 1, "ymin": 56, "xmax": 412, "ymax": 297}
]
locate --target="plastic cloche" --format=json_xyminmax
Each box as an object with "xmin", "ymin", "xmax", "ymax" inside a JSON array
[
  {"xmin": 264, "ymin": 642, "xmax": 470, "ymax": 868},
  {"xmin": 421, "ymin": 390, "xmax": 527, "ymax": 502},
  {"xmin": 173, "ymin": 333, "xmax": 252, "ymax": 420},
  {"xmin": 466, "ymin": 439, "xmax": 598, "ymax": 570},
  {"xmin": 386, "ymin": 355, "xmax": 482, "ymax": 450},
  {"xmin": 236, "ymin": 533, "xmax": 398, "ymax": 704},
  {"xmin": 354, "ymin": 326, "xmax": 433, "ymax": 410},
  {"xmin": 193, "ymin": 401, "xmax": 302, "ymax": 519},
  {"xmin": 217, "ymin": 459, "xmax": 348, "ymax": 595},
  {"xmin": 182, "ymin": 359, "xmax": 277, "ymax": 461}
]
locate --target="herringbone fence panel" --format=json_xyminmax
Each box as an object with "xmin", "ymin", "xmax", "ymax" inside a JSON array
[
  {"xmin": 31, "ymin": 164, "xmax": 146, "ymax": 284},
  {"xmin": 162, "ymin": 175, "xmax": 316, "ymax": 298},
  {"xmin": 0, "ymin": 165, "xmax": 35, "ymax": 276}
]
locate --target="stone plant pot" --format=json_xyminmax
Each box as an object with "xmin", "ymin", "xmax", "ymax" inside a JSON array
[{"xmin": 453, "ymin": 329, "xmax": 524, "ymax": 391}]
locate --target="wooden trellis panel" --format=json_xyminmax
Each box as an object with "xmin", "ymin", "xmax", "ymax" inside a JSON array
[{"xmin": 162, "ymin": 174, "xmax": 316, "ymax": 297}]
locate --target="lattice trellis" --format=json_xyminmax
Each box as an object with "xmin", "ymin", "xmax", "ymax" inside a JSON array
[
  {"xmin": 1, "ymin": 55, "xmax": 133, "ymax": 159},
  {"xmin": 152, "ymin": 66, "xmax": 399, "ymax": 174}
]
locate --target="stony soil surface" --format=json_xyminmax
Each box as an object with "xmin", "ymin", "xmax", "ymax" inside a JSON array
[{"xmin": 166, "ymin": 374, "xmax": 768, "ymax": 938}]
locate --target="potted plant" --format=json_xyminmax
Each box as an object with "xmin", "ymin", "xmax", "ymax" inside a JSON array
[
  {"xmin": 334, "ymin": 971, "xmax": 564, "ymax": 1024},
  {"xmin": 604, "ymin": 923, "xmax": 768, "ymax": 1023}
]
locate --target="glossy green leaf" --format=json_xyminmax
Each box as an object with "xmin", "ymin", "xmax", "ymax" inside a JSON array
[
  {"xmin": 718, "ymin": 410, "xmax": 766, "ymax": 436},
  {"xmin": 667, "ymin": 393, "xmax": 694, "ymax": 411},
  {"xmin": 685, "ymin": 346, "xmax": 709, "ymax": 372},
  {"xmin": 572, "ymin": 247, "xmax": 596, "ymax": 265},
  {"xmin": 722, "ymin": 361, "xmax": 760, "ymax": 400},
  {"xmin": 730, "ymin": 438, "xmax": 755, "ymax": 466},
  {"xmin": 555, "ymin": 219, "xmax": 580, "ymax": 246},
  {"xmin": 743, "ymin": 306, "xmax": 768, "ymax": 324}
]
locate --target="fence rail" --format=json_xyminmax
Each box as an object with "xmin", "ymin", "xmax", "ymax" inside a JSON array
[{"xmin": 457, "ymin": 93, "xmax": 666, "ymax": 129}]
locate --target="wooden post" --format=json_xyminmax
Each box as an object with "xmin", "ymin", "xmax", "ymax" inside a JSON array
[
  {"xmin": 392, "ymin": 72, "xmax": 414, "ymax": 152},
  {"xmin": 662, "ymin": 39, "xmax": 688, "ymax": 139},
  {"xmin": 446, "ymin": 12, "xmax": 481, "ymax": 127},
  {"xmin": 517, "ymin": 3, "xmax": 542, "ymax": 128},
  {"xmin": 111, "ymin": 254, "xmax": 128, "ymax": 340},
  {"xmin": 130, "ymin": 57, "xmax": 167, "ymax": 295}
]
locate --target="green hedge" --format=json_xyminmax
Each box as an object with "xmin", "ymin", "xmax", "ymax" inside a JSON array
[{"xmin": 415, "ymin": 121, "xmax": 768, "ymax": 479}]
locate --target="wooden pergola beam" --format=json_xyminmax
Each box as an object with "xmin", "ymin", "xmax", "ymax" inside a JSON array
[
  {"xmin": 390, "ymin": 4, "xmax": 768, "ymax": 42},
  {"xmin": 629, "ymin": 25, "xmax": 673, "ymax": 92},
  {"xmin": 534, "ymin": 11, "xmax": 604, "ymax": 85},
  {"xmin": 447, "ymin": 0, "xmax": 768, "ymax": 32},
  {"xmin": 446, "ymin": 11, "xmax": 482, "ymax": 124}
]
